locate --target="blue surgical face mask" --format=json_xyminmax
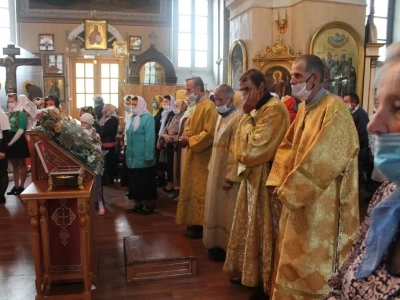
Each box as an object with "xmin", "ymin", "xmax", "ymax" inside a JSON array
[
  {"xmin": 374, "ymin": 133, "xmax": 400, "ymax": 186},
  {"xmin": 173, "ymin": 108, "xmax": 181, "ymax": 115},
  {"xmin": 125, "ymin": 105, "xmax": 132, "ymax": 113},
  {"xmin": 152, "ymin": 103, "xmax": 158, "ymax": 110}
]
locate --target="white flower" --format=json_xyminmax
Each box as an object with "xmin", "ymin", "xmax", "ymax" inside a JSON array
[{"xmin": 87, "ymin": 155, "xmax": 95, "ymax": 163}]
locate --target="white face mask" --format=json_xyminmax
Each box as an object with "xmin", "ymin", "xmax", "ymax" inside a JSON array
[
  {"xmin": 132, "ymin": 107, "xmax": 140, "ymax": 115},
  {"xmin": 125, "ymin": 105, "xmax": 132, "ymax": 113},
  {"xmin": 8, "ymin": 103, "xmax": 16, "ymax": 110},
  {"xmin": 188, "ymin": 93, "xmax": 198, "ymax": 102},
  {"xmin": 163, "ymin": 104, "xmax": 170, "ymax": 110},
  {"xmin": 291, "ymin": 74, "xmax": 314, "ymax": 102},
  {"xmin": 216, "ymin": 99, "xmax": 231, "ymax": 114}
]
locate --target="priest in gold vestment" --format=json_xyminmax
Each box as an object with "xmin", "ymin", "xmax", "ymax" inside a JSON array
[
  {"xmin": 203, "ymin": 84, "xmax": 242, "ymax": 259},
  {"xmin": 266, "ymin": 55, "xmax": 360, "ymax": 299},
  {"xmin": 223, "ymin": 69, "xmax": 290, "ymax": 296},
  {"xmin": 176, "ymin": 76, "xmax": 219, "ymax": 239}
]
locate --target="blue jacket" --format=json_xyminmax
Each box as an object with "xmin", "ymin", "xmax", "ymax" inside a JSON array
[{"xmin": 125, "ymin": 113, "xmax": 156, "ymax": 169}]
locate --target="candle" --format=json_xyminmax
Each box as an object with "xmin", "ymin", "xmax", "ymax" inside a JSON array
[
  {"xmin": 275, "ymin": 11, "xmax": 279, "ymax": 21},
  {"xmin": 283, "ymin": 9, "xmax": 286, "ymax": 20}
]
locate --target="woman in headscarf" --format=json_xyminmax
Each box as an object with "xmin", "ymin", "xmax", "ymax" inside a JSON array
[
  {"xmin": 5, "ymin": 93, "xmax": 30, "ymax": 196},
  {"xmin": 99, "ymin": 103, "xmax": 119, "ymax": 185},
  {"xmin": 125, "ymin": 96, "xmax": 157, "ymax": 215},
  {"xmin": 323, "ymin": 41, "xmax": 400, "ymax": 300},
  {"xmin": 173, "ymin": 95, "xmax": 197, "ymax": 201},
  {"xmin": 79, "ymin": 106, "xmax": 100, "ymax": 134},
  {"xmin": 157, "ymin": 95, "xmax": 175, "ymax": 185},
  {"xmin": 152, "ymin": 95, "xmax": 166, "ymax": 186},
  {"xmin": 22, "ymin": 101, "xmax": 38, "ymax": 173},
  {"xmin": 160, "ymin": 100, "xmax": 188, "ymax": 194}
]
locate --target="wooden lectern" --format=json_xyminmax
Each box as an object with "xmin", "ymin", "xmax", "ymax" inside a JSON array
[{"xmin": 20, "ymin": 131, "xmax": 97, "ymax": 300}]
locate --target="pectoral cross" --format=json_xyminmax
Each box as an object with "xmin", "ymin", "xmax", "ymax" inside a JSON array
[{"xmin": 0, "ymin": 44, "xmax": 41, "ymax": 94}]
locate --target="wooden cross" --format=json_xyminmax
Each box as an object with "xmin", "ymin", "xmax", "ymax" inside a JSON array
[{"xmin": 0, "ymin": 44, "xmax": 41, "ymax": 94}]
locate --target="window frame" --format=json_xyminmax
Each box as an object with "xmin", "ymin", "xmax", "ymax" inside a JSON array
[{"xmin": 173, "ymin": 0, "xmax": 212, "ymax": 71}]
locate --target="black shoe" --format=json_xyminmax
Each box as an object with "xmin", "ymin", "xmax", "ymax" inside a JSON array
[
  {"xmin": 229, "ymin": 274, "xmax": 242, "ymax": 285},
  {"xmin": 6, "ymin": 186, "xmax": 17, "ymax": 195},
  {"xmin": 189, "ymin": 230, "xmax": 203, "ymax": 239},
  {"xmin": 0, "ymin": 197, "xmax": 5, "ymax": 204},
  {"xmin": 140, "ymin": 206, "xmax": 155, "ymax": 215},
  {"xmin": 15, "ymin": 187, "xmax": 25, "ymax": 195},
  {"xmin": 156, "ymin": 176, "xmax": 167, "ymax": 187},
  {"xmin": 126, "ymin": 204, "xmax": 143, "ymax": 213},
  {"xmin": 208, "ymin": 247, "xmax": 226, "ymax": 262},
  {"xmin": 163, "ymin": 187, "xmax": 175, "ymax": 193}
]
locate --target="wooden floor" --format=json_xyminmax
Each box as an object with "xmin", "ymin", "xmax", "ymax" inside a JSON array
[{"xmin": 0, "ymin": 175, "xmax": 255, "ymax": 300}]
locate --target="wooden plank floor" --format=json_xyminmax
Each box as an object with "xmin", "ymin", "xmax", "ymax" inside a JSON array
[{"xmin": 0, "ymin": 175, "xmax": 255, "ymax": 300}]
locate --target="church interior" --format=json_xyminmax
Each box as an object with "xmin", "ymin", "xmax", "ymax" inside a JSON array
[{"xmin": 1, "ymin": 0, "xmax": 399, "ymax": 299}]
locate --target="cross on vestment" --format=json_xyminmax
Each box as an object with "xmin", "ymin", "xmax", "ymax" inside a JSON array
[{"xmin": 1, "ymin": 44, "xmax": 41, "ymax": 94}]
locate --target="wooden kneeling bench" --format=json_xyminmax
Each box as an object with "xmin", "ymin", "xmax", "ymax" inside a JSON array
[{"xmin": 123, "ymin": 233, "xmax": 196, "ymax": 282}]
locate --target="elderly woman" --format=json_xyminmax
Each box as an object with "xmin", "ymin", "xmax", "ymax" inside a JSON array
[
  {"xmin": 79, "ymin": 106, "xmax": 100, "ymax": 134},
  {"xmin": 5, "ymin": 93, "xmax": 30, "ymax": 196},
  {"xmin": 99, "ymin": 103, "xmax": 119, "ymax": 185},
  {"xmin": 323, "ymin": 42, "xmax": 400, "ymax": 299},
  {"xmin": 159, "ymin": 100, "xmax": 188, "ymax": 193},
  {"xmin": 125, "ymin": 96, "xmax": 157, "ymax": 215},
  {"xmin": 94, "ymin": 94, "xmax": 104, "ymax": 121},
  {"xmin": 152, "ymin": 95, "xmax": 165, "ymax": 186}
]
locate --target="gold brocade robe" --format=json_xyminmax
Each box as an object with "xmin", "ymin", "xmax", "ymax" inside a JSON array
[
  {"xmin": 176, "ymin": 99, "xmax": 218, "ymax": 226},
  {"xmin": 266, "ymin": 93, "xmax": 360, "ymax": 299},
  {"xmin": 203, "ymin": 108, "xmax": 242, "ymax": 251},
  {"xmin": 223, "ymin": 98, "xmax": 290, "ymax": 291}
]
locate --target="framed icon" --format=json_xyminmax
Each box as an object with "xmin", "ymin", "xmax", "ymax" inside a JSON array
[
  {"xmin": 39, "ymin": 34, "xmax": 54, "ymax": 51},
  {"xmin": 310, "ymin": 21, "xmax": 365, "ymax": 98},
  {"xmin": 43, "ymin": 76, "xmax": 65, "ymax": 101},
  {"xmin": 228, "ymin": 39, "xmax": 247, "ymax": 91},
  {"xmin": 129, "ymin": 36, "xmax": 141, "ymax": 50},
  {"xmin": 113, "ymin": 40, "xmax": 128, "ymax": 58},
  {"xmin": 85, "ymin": 19, "xmax": 108, "ymax": 50},
  {"xmin": 42, "ymin": 53, "xmax": 64, "ymax": 75}
]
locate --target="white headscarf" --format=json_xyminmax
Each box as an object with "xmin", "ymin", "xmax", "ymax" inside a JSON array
[
  {"xmin": 128, "ymin": 96, "xmax": 149, "ymax": 131},
  {"xmin": 10, "ymin": 94, "xmax": 26, "ymax": 112},
  {"xmin": 23, "ymin": 101, "xmax": 38, "ymax": 130},
  {"xmin": 158, "ymin": 95, "xmax": 175, "ymax": 136}
]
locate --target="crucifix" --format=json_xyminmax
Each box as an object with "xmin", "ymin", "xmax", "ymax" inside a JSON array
[{"xmin": 0, "ymin": 44, "xmax": 42, "ymax": 94}]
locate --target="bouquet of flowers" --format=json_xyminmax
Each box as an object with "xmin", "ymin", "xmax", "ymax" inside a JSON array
[{"xmin": 36, "ymin": 108, "xmax": 104, "ymax": 175}]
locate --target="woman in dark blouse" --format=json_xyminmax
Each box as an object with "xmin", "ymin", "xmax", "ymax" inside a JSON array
[{"xmin": 99, "ymin": 104, "xmax": 119, "ymax": 185}]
